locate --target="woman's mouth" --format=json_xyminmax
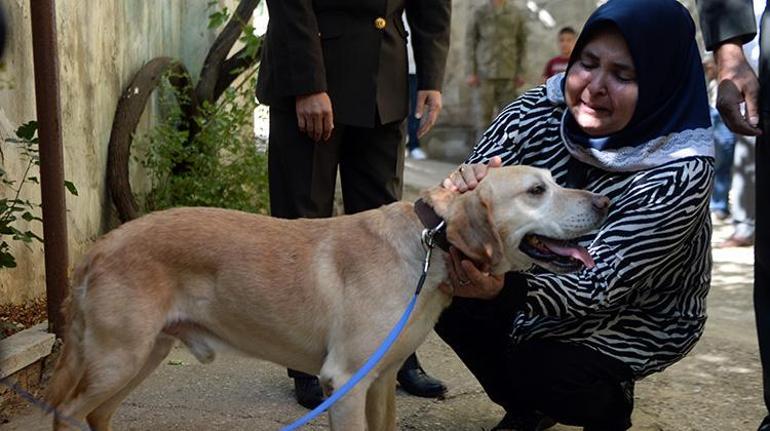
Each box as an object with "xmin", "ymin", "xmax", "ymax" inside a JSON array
[{"xmin": 580, "ymin": 100, "xmax": 609, "ymax": 115}]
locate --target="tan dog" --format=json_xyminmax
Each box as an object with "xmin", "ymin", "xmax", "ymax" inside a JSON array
[{"xmin": 46, "ymin": 165, "xmax": 609, "ymax": 431}]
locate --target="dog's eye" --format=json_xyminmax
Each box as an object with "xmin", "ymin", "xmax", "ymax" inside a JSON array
[{"xmin": 527, "ymin": 184, "xmax": 546, "ymax": 196}]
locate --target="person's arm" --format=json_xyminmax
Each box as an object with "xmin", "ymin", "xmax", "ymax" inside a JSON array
[
  {"xmin": 406, "ymin": 0, "xmax": 451, "ymax": 138},
  {"xmin": 268, "ymin": 0, "xmax": 326, "ymax": 97},
  {"xmin": 519, "ymin": 159, "xmax": 712, "ymax": 318},
  {"xmin": 266, "ymin": 0, "xmax": 333, "ymax": 142},
  {"xmin": 696, "ymin": 0, "xmax": 761, "ymax": 136},
  {"xmin": 406, "ymin": 0, "xmax": 450, "ymax": 91},
  {"xmin": 514, "ymin": 12, "xmax": 527, "ymax": 88},
  {"xmin": 714, "ymin": 40, "xmax": 762, "ymax": 136},
  {"xmin": 696, "ymin": 0, "xmax": 756, "ymax": 52},
  {"xmin": 465, "ymin": 9, "xmax": 480, "ymax": 86},
  {"xmin": 542, "ymin": 58, "xmax": 553, "ymax": 83}
]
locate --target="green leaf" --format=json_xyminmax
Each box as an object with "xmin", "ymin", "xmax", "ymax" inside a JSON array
[
  {"xmin": 0, "ymin": 252, "xmax": 17, "ymax": 268},
  {"xmin": 16, "ymin": 121, "xmax": 38, "ymax": 141},
  {"xmin": 208, "ymin": 8, "xmax": 229, "ymax": 29},
  {"xmin": 64, "ymin": 181, "xmax": 78, "ymax": 196}
]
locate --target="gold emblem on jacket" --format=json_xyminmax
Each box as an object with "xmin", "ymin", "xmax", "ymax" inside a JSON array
[{"xmin": 374, "ymin": 17, "xmax": 387, "ymax": 29}]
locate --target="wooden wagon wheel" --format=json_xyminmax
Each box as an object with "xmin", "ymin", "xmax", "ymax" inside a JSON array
[{"xmin": 106, "ymin": 57, "xmax": 194, "ymax": 223}]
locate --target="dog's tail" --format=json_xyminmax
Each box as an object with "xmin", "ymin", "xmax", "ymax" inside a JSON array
[{"xmin": 45, "ymin": 255, "xmax": 94, "ymax": 410}]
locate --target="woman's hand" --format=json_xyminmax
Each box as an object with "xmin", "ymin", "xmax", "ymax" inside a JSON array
[
  {"xmin": 439, "ymin": 247, "xmax": 504, "ymax": 299},
  {"xmin": 442, "ymin": 156, "xmax": 502, "ymax": 192}
]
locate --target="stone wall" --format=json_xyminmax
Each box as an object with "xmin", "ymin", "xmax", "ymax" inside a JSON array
[{"xmin": 0, "ymin": 1, "xmax": 227, "ymax": 304}]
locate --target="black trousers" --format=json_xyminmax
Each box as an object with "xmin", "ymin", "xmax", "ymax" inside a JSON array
[
  {"xmin": 268, "ymin": 107, "xmax": 405, "ymax": 381},
  {"xmin": 757, "ymin": 6, "xmax": 770, "ymax": 416},
  {"xmin": 267, "ymin": 107, "xmax": 405, "ymax": 219},
  {"xmin": 435, "ymin": 295, "xmax": 634, "ymax": 431}
]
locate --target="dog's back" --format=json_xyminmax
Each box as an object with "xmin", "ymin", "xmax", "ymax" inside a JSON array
[{"xmin": 45, "ymin": 204, "xmax": 433, "ymax": 430}]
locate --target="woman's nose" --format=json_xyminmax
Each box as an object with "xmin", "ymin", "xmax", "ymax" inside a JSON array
[{"xmin": 586, "ymin": 71, "xmax": 608, "ymax": 95}]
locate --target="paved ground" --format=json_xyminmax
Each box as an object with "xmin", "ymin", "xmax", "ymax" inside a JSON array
[{"xmin": 2, "ymin": 158, "xmax": 763, "ymax": 430}]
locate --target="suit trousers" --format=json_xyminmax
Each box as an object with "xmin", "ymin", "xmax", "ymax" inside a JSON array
[{"xmin": 268, "ymin": 107, "xmax": 405, "ymax": 219}]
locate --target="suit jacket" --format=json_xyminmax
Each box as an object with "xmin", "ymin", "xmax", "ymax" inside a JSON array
[
  {"xmin": 696, "ymin": 0, "xmax": 757, "ymax": 51},
  {"xmin": 256, "ymin": 0, "xmax": 451, "ymax": 128},
  {"xmin": 697, "ymin": 0, "xmax": 768, "ymax": 113}
]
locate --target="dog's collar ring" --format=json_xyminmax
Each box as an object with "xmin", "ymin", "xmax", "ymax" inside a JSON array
[{"xmin": 421, "ymin": 220, "xmax": 446, "ymax": 251}]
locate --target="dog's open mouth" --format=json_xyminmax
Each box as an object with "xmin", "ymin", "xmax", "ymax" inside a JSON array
[{"xmin": 519, "ymin": 234, "xmax": 595, "ymax": 271}]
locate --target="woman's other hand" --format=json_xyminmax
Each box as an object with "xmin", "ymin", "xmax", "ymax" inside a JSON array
[
  {"xmin": 439, "ymin": 247, "xmax": 504, "ymax": 299},
  {"xmin": 441, "ymin": 156, "xmax": 503, "ymax": 192}
]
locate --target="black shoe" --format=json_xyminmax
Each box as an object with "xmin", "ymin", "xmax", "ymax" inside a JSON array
[
  {"xmin": 759, "ymin": 415, "xmax": 770, "ymax": 431},
  {"xmin": 396, "ymin": 354, "xmax": 447, "ymax": 398},
  {"xmin": 293, "ymin": 376, "xmax": 325, "ymax": 410}
]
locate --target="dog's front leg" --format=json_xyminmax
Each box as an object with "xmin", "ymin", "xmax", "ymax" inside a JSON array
[
  {"xmin": 326, "ymin": 383, "xmax": 368, "ymax": 431},
  {"xmin": 365, "ymin": 369, "xmax": 398, "ymax": 431}
]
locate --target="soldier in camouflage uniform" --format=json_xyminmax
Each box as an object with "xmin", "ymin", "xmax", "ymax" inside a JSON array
[{"xmin": 465, "ymin": 0, "xmax": 527, "ymax": 140}]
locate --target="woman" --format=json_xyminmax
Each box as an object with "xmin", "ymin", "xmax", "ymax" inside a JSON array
[{"xmin": 437, "ymin": 0, "xmax": 714, "ymax": 430}]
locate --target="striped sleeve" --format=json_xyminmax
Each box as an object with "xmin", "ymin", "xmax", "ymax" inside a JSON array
[{"xmin": 521, "ymin": 158, "xmax": 714, "ymax": 318}]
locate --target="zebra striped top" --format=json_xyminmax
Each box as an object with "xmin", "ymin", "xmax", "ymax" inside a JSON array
[{"xmin": 467, "ymin": 83, "xmax": 714, "ymax": 379}]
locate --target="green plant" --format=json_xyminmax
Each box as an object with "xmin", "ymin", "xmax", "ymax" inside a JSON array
[
  {"xmin": 135, "ymin": 2, "xmax": 268, "ymax": 215},
  {"xmin": 138, "ymin": 71, "xmax": 269, "ymax": 214},
  {"xmin": 0, "ymin": 122, "xmax": 77, "ymax": 268}
]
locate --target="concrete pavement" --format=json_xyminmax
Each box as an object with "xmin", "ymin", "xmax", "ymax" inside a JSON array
[{"xmin": 1, "ymin": 158, "xmax": 761, "ymax": 431}]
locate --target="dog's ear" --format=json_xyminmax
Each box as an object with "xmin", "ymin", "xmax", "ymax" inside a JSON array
[
  {"xmin": 445, "ymin": 187, "xmax": 504, "ymax": 268},
  {"xmin": 422, "ymin": 186, "xmax": 454, "ymax": 217}
]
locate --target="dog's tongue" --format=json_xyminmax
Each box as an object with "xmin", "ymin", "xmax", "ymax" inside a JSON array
[{"xmin": 541, "ymin": 239, "xmax": 595, "ymax": 269}]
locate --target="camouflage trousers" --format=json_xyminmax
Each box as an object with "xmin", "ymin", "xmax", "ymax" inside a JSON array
[{"xmin": 472, "ymin": 78, "xmax": 518, "ymax": 142}]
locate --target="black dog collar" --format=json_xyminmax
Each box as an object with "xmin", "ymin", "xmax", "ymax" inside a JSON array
[{"xmin": 413, "ymin": 198, "xmax": 451, "ymax": 252}]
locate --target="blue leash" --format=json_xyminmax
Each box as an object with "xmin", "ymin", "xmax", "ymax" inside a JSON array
[{"xmin": 280, "ymin": 222, "xmax": 442, "ymax": 430}]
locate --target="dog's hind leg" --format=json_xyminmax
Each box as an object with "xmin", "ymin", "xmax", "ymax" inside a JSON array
[
  {"xmin": 53, "ymin": 300, "xmax": 170, "ymax": 431},
  {"xmin": 365, "ymin": 368, "xmax": 398, "ymax": 431},
  {"xmin": 85, "ymin": 334, "xmax": 175, "ymax": 430},
  {"xmin": 52, "ymin": 341, "xmax": 154, "ymax": 431}
]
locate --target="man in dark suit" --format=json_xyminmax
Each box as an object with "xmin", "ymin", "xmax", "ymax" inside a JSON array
[
  {"xmin": 256, "ymin": 0, "xmax": 451, "ymax": 409},
  {"xmin": 697, "ymin": 1, "xmax": 769, "ymax": 429}
]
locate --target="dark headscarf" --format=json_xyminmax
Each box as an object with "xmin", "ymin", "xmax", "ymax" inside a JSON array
[{"xmin": 561, "ymin": 0, "xmax": 711, "ymax": 158}]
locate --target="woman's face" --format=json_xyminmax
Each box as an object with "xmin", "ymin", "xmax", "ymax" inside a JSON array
[{"xmin": 565, "ymin": 27, "xmax": 638, "ymax": 136}]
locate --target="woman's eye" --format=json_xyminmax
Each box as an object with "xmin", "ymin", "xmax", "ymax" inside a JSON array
[
  {"xmin": 528, "ymin": 184, "xmax": 546, "ymax": 195},
  {"xmin": 580, "ymin": 61, "xmax": 597, "ymax": 69},
  {"xmin": 616, "ymin": 73, "xmax": 636, "ymax": 83}
]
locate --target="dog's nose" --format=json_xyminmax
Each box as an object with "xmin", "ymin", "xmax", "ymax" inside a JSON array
[{"xmin": 592, "ymin": 195, "xmax": 611, "ymax": 212}]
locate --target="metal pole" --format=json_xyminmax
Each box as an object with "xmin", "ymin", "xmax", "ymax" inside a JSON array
[{"xmin": 30, "ymin": 0, "xmax": 68, "ymax": 338}]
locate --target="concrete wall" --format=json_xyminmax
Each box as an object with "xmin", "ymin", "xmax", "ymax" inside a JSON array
[{"xmin": 0, "ymin": 1, "xmax": 226, "ymax": 304}]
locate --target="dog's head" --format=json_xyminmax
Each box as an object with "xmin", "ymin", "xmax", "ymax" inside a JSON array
[{"xmin": 422, "ymin": 165, "xmax": 609, "ymax": 274}]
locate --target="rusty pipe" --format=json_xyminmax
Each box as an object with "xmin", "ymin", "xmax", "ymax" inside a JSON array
[{"xmin": 30, "ymin": 0, "xmax": 68, "ymax": 338}]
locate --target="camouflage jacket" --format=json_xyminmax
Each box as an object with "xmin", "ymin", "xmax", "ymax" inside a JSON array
[{"xmin": 466, "ymin": 1, "xmax": 527, "ymax": 80}]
